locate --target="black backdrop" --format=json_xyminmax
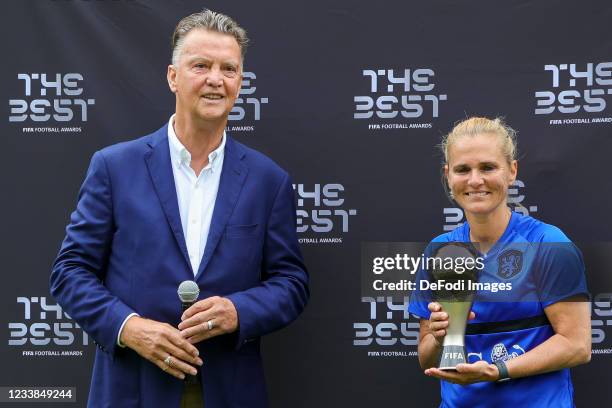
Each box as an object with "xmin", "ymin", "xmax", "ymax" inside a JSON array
[{"xmin": 3, "ymin": 0, "xmax": 612, "ymax": 406}]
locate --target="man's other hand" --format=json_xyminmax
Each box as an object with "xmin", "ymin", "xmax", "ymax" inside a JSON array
[
  {"xmin": 178, "ymin": 296, "xmax": 238, "ymax": 343},
  {"xmin": 120, "ymin": 316, "xmax": 203, "ymax": 379}
]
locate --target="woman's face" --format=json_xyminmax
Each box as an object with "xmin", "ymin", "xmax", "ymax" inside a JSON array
[{"xmin": 445, "ymin": 132, "xmax": 517, "ymax": 218}]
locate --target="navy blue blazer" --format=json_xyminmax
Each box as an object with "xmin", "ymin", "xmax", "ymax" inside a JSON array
[{"xmin": 50, "ymin": 125, "xmax": 309, "ymax": 408}]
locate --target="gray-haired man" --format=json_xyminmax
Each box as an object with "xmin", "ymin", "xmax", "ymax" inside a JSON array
[{"xmin": 51, "ymin": 9, "xmax": 308, "ymax": 408}]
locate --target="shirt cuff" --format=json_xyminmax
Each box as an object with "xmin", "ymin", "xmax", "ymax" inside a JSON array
[{"xmin": 117, "ymin": 313, "xmax": 139, "ymax": 347}]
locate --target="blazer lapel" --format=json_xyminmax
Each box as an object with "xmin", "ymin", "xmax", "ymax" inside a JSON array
[
  {"xmin": 196, "ymin": 137, "xmax": 248, "ymax": 279},
  {"xmin": 144, "ymin": 126, "xmax": 192, "ymax": 272}
]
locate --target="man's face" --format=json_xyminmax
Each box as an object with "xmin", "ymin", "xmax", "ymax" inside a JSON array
[{"xmin": 167, "ymin": 29, "xmax": 242, "ymax": 124}]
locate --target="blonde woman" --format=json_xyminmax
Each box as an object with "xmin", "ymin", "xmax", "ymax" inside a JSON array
[{"xmin": 409, "ymin": 117, "xmax": 590, "ymax": 407}]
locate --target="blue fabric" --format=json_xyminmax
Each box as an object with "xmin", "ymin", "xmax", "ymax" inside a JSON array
[
  {"xmin": 409, "ymin": 211, "xmax": 588, "ymax": 408},
  {"xmin": 50, "ymin": 125, "xmax": 309, "ymax": 408}
]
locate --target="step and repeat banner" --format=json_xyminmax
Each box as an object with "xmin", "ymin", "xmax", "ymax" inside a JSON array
[{"xmin": 2, "ymin": 0, "xmax": 612, "ymax": 406}]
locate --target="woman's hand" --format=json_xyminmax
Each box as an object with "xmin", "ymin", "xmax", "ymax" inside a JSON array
[
  {"xmin": 425, "ymin": 361, "xmax": 499, "ymax": 384},
  {"xmin": 427, "ymin": 302, "xmax": 476, "ymax": 346}
]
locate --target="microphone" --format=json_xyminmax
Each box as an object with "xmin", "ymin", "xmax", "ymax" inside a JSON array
[
  {"xmin": 178, "ymin": 280, "xmax": 200, "ymax": 312},
  {"xmin": 177, "ymin": 280, "xmax": 200, "ymax": 384}
]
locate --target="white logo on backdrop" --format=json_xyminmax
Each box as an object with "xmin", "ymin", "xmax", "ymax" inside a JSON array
[
  {"xmin": 353, "ymin": 296, "xmax": 420, "ymax": 358},
  {"xmin": 535, "ymin": 62, "xmax": 612, "ymax": 126},
  {"xmin": 8, "ymin": 296, "xmax": 88, "ymax": 357},
  {"xmin": 354, "ymin": 68, "xmax": 447, "ymax": 130},
  {"xmin": 227, "ymin": 72, "xmax": 268, "ymax": 132},
  {"xmin": 9, "ymin": 73, "xmax": 95, "ymax": 133},
  {"xmin": 294, "ymin": 183, "xmax": 357, "ymax": 244}
]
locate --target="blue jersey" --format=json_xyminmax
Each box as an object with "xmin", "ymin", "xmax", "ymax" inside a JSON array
[{"xmin": 409, "ymin": 212, "xmax": 588, "ymax": 408}]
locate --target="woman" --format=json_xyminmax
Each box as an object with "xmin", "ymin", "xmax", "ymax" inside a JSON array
[{"xmin": 408, "ymin": 117, "xmax": 591, "ymax": 407}]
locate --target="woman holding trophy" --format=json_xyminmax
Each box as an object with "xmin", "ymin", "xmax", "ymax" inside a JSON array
[{"xmin": 408, "ymin": 117, "xmax": 591, "ymax": 407}]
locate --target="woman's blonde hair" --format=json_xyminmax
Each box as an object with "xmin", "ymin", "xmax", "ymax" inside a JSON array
[{"xmin": 440, "ymin": 117, "xmax": 518, "ymax": 164}]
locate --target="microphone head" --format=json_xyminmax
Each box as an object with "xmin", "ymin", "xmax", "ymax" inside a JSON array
[{"xmin": 177, "ymin": 280, "xmax": 200, "ymax": 303}]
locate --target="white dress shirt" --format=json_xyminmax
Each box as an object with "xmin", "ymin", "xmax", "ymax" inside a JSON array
[
  {"xmin": 117, "ymin": 115, "xmax": 225, "ymax": 346},
  {"xmin": 167, "ymin": 115, "xmax": 225, "ymax": 274}
]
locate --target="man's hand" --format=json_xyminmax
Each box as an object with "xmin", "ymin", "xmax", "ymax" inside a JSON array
[
  {"xmin": 424, "ymin": 361, "xmax": 499, "ymax": 384},
  {"xmin": 120, "ymin": 316, "xmax": 203, "ymax": 380},
  {"xmin": 178, "ymin": 296, "xmax": 238, "ymax": 344}
]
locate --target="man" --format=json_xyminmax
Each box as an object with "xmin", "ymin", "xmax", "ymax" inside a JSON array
[{"xmin": 51, "ymin": 10, "xmax": 309, "ymax": 408}]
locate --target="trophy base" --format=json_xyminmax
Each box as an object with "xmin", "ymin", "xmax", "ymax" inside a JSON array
[{"xmin": 438, "ymin": 345, "xmax": 467, "ymax": 370}]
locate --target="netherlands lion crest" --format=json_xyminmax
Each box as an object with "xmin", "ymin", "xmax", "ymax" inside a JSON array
[{"xmin": 498, "ymin": 249, "xmax": 523, "ymax": 279}]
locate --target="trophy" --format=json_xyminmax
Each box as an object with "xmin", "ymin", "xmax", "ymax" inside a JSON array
[{"xmin": 428, "ymin": 242, "xmax": 480, "ymax": 370}]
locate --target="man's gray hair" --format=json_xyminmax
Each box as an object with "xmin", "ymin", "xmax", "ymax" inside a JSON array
[{"xmin": 171, "ymin": 9, "xmax": 249, "ymax": 66}]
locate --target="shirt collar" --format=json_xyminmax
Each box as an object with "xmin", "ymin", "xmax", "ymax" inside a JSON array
[{"xmin": 167, "ymin": 114, "xmax": 226, "ymax": 173}]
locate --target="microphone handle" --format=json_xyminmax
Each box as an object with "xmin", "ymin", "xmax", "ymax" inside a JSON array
[
  {"xmin": 180, "ymin": 300, "xmax": 199, "ymax": 384},
  {"xmin": 181, "ymin": 301, "xmax": 194, "ymax": 312}
]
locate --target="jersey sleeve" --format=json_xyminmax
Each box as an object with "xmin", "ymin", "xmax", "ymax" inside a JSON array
[{"xmin": 535, "ymin": 230, "xmax": 589, "ymax": 307}]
